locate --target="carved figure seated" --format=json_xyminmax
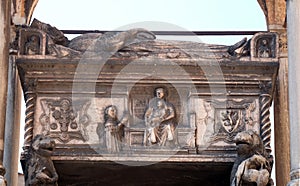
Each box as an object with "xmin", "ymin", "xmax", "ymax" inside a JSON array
[
  {"xmin": 25, "ymin": 35, "xmax": 40, "ymax": 55},
  {"xmin": 144, "ymin": 87, "xmax": 177, "ymax": 147},
  {"xmin": 230, "ymin": 130, "xmax": 273, "ymax": 186},
  {"xmin": 97, "ymin": 105, "xmax": 128, "ymax": 153},
  {"xmin": 24, "ymin": 134, "xmax": 58, "ymax": 186}
]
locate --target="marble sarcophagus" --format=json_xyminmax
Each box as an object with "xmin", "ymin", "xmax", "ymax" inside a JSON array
[{"xmin": 17, "ymin": 22, "xmax": 278, "ymax": 185}]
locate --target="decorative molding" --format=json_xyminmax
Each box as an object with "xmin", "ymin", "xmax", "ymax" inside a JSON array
[
  {"xmin": 289, "ymin": 169, "xmax": 300, "ymax": 185},
  {"xmin": 278, "ymin": 31, "xmax": 288, "ymax": 55}
]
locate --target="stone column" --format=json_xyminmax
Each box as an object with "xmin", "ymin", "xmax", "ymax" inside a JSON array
[
  {"xmin": 0, "ymin": 0, "xmax": 11, "ymax": 185},
  {"xmin": 273, "ymin": 30, "xmax": 290, "ymax": 186},
  {"xmin": 3, "ymin": 56, "xmax": 21, "ymax": 186},
  {"xmin": 287, "ymin": 0, "xmax": 300, "ymax": 185}
]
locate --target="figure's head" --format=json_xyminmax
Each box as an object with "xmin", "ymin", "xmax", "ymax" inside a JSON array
[
  {"xmin": 155, "ymin": 87, "xmax": 167, "ymax": 99},
  {"xmin": 203, "ymin": 101, "xmax": 212, "ymax": 112},
  {"xmin": 234, "ymin": 130, "xmax": 265, "ymax": 156},
  {"xmin": 157, "ymin": 100, "xmax": 164, "ymax": 108},
  {"xmin": 31, "ymin": 134, "xmax": 56, "ymax": 157},
  {"xmin": 262, "ymin": 39, "xmax": 268, "ymax": 45},
  {"xmin": 105, "ymin": 105, "xmax": 117, "ymax": 119}
]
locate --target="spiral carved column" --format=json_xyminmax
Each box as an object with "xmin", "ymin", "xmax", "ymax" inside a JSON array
[
  {"xmin": 259, "ymin": 93, "xmax": 272, "ymax": 155},
  {"xmin": 23, "ymin": 91, "xmax": 36, "ymax": 155}
]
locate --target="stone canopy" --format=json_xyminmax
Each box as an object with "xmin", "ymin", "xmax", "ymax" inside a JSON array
[{"xmin": 16, "ymin": 20, "xmax": 279, "ymax": 185}]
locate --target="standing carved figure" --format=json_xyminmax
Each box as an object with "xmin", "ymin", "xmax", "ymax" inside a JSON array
[
  {"xmin": 97, "ymin": 105, "xmax": 128, "ymax": 153},
  {"xmin": 144, "ymin": 87, "xmax": 177, "ymax": 147},
  {"xmin": 24, "ymin": 134, "xmax": 58, "ymax": 186},
  {"xmin": 230, "ymin": 130, "xmax": 273, "ymax": 186}
]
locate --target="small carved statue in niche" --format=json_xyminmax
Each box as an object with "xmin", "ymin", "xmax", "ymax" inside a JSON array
[
  {"xmin": 97, "ymin": 105, "xmax": 128, "ymax": 153},
  {"xmin": 25, "ymin": 35, "xmax": 40, "ymax": 55},
  {"xmin": 230, "ymin": 130, "xmax": 273, "ymax": 186},
  {"xmin": 144, "ymin": 87, "xmax": 177, "ymax": 147},
  {"xmin": 24, "ymin": 134, "xmax": 58, "ymax": 186},
  {"xmin": 258, "ymin": 39, "xmax": 271, "ymax": 58}
]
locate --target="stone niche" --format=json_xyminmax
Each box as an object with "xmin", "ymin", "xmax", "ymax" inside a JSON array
[{"xmin": 17, "ymin": 25, "xmax": 278, "ymax": 185}]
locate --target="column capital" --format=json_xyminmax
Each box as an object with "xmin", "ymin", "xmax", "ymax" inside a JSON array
[{"xmin": 288, "ymin": 169, "xmax": 300, "ymax": 186}]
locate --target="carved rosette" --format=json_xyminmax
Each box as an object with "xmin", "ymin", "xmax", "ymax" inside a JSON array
[{"xmin": 39, "ymin": 98, "xmax": 91, "ymax": 143}]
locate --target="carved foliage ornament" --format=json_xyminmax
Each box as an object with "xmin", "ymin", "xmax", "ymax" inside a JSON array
[{"xmin": 39, "ymin": 98, "xmax": 91, "ymax": 143}]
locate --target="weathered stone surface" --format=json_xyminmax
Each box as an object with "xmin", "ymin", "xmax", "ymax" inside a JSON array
[
  {"xmin": 230, "ymin": 130, "xmax": 273, "ymax": 186},
  {"xmin": 68, "ymin": 33, "xmax": 103, "ymax": 52},
  {"xmin": 23, "ymin": 134, "xmax": 58, "ymax": 186},
  {"xmin": 17, "ymin": 27, "xmax": 279, "ymax": 185}
]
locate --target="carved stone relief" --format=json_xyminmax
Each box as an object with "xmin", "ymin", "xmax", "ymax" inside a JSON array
[
  {"xmin": 24, "ymin": 134, "xmax": 58, "ymax": 186},
  {"xmin": 251, "ymin": 32, "xmax": 278, "ymax": 59},
  {"xmin": 19, "ymin": 28, "xmax": 46, "ymax": 55},
  {"xmin": 39, "ymin": 98, "xmax": 91, "ymax": 143},
  {"xmin": 143, "ymin": 87, "xmax": 178, "ymax": 147},
  {"xmin": 195, "ymin": 99, "xmax": 259, "ymax": 147},
  {"xmin": 230, "ymin": 130, "xmax": 273, "ymax": 186},
  {"xmin": 96, "ymin": 105, "xmax": 129, "ymax": 153}
]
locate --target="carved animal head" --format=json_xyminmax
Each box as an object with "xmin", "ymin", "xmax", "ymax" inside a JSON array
[
  {"xmin": 31, "ymin": 134, "xmax": 56, "ymax": 157},
  {"xmin": 234, "ymin": 130, "xmax": 265, "ymax": 157}
]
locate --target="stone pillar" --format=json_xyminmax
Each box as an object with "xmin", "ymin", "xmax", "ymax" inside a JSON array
[
  {"xmin": 257, "ymin": 1, "xmax": 290, "ymax": 185},
  {"xmin": 287, "ymin": 0, "xmax": 300, "ymax": 185},
  {"xmin": 0, "ymin": 0, "xmax": 11, "ymax": 185},
  {"xmin": 3, "ymin": 56, "xmax": 21, "ymax": 186},
  {"xmin": 273, "ymin": 30, "xmax": 290, "ymax": 186}
]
